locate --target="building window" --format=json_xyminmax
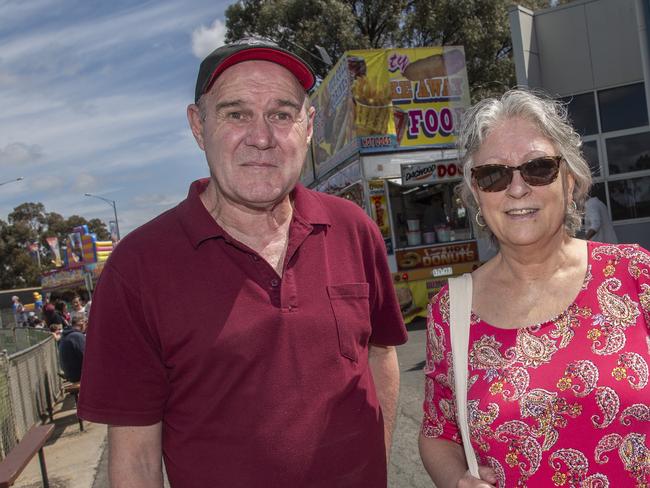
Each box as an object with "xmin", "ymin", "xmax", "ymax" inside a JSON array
[
  {"xmin": 582, "ymin": 140, "xmax": 600, "ymax": 176},
  {"xmin": 605, "ymin": 131, "xmax": 650, "ymax": 175},
  {"xmin": 562, "ymin": 92, "xmax": 598, "ymax": 136},
  {"xmin": 597, "ymin": 83, "xmax": 648, "ymax": 133},
  {"xmin": 608, "ymin": 175, "xmax": 650, "ymax": 220},
  {"xmin": 590, "ymin": 182, "xmax": 606, "ymax": 204}
]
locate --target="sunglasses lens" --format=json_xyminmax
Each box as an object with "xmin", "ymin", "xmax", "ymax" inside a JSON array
[
  {"xmin": 521, "ymin": 156, "xmax": 560, "ymax": 185},
  {"xmin": 472, "ymin": 156, "xmax": 561, "ymax": 192},
  {"xmin": 473, "ymin": 166, "xmax": 512, "ymax": 192}
]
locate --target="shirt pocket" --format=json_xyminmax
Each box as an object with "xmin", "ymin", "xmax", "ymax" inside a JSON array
[{"xmin": 327, "ymin": 283, "xmax": 372, "ymax": 362}]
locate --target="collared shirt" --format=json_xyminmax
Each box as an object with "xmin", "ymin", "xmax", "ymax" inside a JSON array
[{"xmin": 78, "ymin": 179, "xmax": 407, "ymax": 487}]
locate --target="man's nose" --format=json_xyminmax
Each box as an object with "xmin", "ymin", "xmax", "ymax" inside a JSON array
[{"xmin": 245, "ymin": 115, "xmax": 275, "ymax": 149}]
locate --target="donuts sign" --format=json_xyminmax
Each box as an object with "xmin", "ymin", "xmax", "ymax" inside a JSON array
[{"xmin": 401, "ymin": 160, "xmax": 461, "ymax": 185}]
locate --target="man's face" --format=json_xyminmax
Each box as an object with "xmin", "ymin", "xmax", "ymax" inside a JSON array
[{"xmin": 188, "ymin": 60, "xmax": 314, "ymax": 210}]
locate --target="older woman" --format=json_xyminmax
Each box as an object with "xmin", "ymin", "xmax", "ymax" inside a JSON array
[{"xmin": 419, "ymin": 89, "xmax": 650, "ymax": 487}]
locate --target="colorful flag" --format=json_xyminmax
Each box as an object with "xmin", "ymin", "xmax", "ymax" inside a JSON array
[{"xmin": 45, "ymin": 236, "xmax": 62, "ymax": 266}]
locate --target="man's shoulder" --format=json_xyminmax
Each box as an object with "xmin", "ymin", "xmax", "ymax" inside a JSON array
[{"xmin": 107, "ymin": 204, "xmax": 184, "ymax": 265}]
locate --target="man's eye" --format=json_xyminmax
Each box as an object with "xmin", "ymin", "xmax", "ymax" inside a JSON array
[
  {"xmin": 271, "ymin": 112, "xmax": 294, "ymax": 122},
  {"xmin": 227, "ymin": 112, "xmax": 243, "ymax": 120}
]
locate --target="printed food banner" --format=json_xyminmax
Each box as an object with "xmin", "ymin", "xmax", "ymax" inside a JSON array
[
  {"xmin": 352, "ymin": 47, "xmax": 470, "ymax": 152},
  {"xmin": 311, "ymin": 58, "xmax": 359, "ymax": 178},
  {"xmin": 311, "ymin": 46, "xmax": 470, "ymax": 176},
  {"xmin": 368, "ymin": 179, "xmax": 391, "ymax": 239}
]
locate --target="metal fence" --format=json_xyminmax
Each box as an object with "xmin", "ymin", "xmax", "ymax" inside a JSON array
[
  {"xmin": 0, "ymin": 309, "xmax": 18, "ymax": 329},
  {"xmin": 0, "ymin": 328, "xmax": 62, "ymax": 459}
]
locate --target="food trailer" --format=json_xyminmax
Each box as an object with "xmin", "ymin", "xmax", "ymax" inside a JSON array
[{"xmin": 306, "ymin": 47, "xmax": 485, "ymax": 324}]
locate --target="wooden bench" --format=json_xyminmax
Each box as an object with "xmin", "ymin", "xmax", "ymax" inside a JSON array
[
  {"xmin": 62, "ymin": 382, "xmax": 84, "ymax": 432},
  {"xmin": 0, "ymin": 424, "xmax": 54, "ymax": 488}
]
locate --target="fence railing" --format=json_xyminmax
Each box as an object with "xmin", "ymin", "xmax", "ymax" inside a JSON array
[{"xmin": 0, "ymin": 329, "xmax": 62, "ymax": 459}]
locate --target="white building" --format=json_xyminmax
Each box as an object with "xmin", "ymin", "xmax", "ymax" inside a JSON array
[{"xmin": 509, "ymin": 0, "xmax": 650, "ymax": 248}]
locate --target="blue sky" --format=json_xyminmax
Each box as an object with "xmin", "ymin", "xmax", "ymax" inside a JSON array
[{"xmin": 0, "ymin": 0, "xmax": 232, "ymax": 235}]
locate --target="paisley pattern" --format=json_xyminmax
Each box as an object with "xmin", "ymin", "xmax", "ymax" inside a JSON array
[
  {"xmin": 620, "ymin": 404, "xmax": 650, "ymax": 426},
  {"xmin": 422, "ymin": 243, "xmax": 650, "ymax": 486},
  {"xmin": 591, "ymin": 387, "xmax": 619, "ymax": 429}
]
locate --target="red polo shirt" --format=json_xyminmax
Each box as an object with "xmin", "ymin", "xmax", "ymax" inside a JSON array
[{"xmin": 78, "ymin": 179, "xmax": 407, "ymax": 487}]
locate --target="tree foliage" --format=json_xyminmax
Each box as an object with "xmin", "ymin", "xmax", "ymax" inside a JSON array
[
  {"xmin": 0, "ymin": 203, "xmax": 111, "ymax": 289},
  {"xmin": 224, "ymin": 0, "xmax": 567, "ymax": 99}
]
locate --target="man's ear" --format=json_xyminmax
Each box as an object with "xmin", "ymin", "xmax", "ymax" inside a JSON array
[
  {"xmin": 305, "ymin": 105, "xmax": 315, "ymax": 145},
  {"xmin": 187, "ymin": 104, "xmax": 206, "ymax": 150}
]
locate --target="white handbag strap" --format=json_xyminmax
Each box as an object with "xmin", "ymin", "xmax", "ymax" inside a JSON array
[{"xmin": 448, "ymin": 274, "xmax": 479, "ymax": 477}]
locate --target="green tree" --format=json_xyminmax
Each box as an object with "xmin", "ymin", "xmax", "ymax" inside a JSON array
[
  {"xmin": 402, "ymin": 0, "xmax": 567, "ymax": 101},
  {"xmin": 225, "ymin": 0, "xmax": 566, "ymax": 97},
  {"xmin": 8, "ymin": 202, "xmax": 47, "ymax": 236},
  {"xmin": 0, "ymin": 219, "xmax": 41, "ymax": 288},
  {"xmin": 87, "ymin": 219, "xmax": 111, "ymax": 241},
  {"xmin": 0, "ymin": 203, "xmax": 114, "ymax": 288},
  {"xmin": 225, "ymin": 0, "xmax": 404, "ymax": 78}
]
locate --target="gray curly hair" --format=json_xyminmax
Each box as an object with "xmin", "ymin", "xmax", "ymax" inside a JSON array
[{"xmin": 457, "ymin": 88, "xmax": 592, "ymax": 242}]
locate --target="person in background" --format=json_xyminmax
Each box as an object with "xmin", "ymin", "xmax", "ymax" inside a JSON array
[
  {"xmin": 43, "ymin": 303, "xmax": 69, "ymax": 329},
  {"xmin": 59, "ymin": 314, "xmax": 86, "ymax": 383},
  {"xmin": 419, "ymin": 89, "xmax": 649, "ymax": 487},
  {"xmin": 584, "ymin": 193, "xmax": 618, "ymax": 244},
  {"xmin": 79, "ymin": 37, "xmax": 407, "ymax": 488},
  {"xmin": 70, "ymin": 294, "xmax": 88, "ymax": 320},
  {"xmin": 49, "ymin": 323, "xmax": 62, "ymax": 342},
  {"xmin": 54, "ymin": 300, "xmax": 70, "ymax": 324},
  {"xmin": 11, "ymin": 296, "xmax": 26, "ymax": 327}
]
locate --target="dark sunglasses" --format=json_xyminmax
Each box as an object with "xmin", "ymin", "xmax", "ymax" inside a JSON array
[{"xmin": 471, "ymin": 156, "xmax": 563, "ymax": 192}]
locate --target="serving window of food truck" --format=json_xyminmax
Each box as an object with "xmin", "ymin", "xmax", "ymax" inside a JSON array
[{"xmin": 307, "ymin": 46, "xmax": 483, "ymax": 324}]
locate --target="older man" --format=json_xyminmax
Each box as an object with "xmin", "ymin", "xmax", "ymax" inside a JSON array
[{"xmin": 78, "ymin": 38, "xmax": 407, "ymax": 487}]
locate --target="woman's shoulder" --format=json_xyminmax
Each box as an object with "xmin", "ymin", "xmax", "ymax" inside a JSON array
[
  {"xmin": 587, "ymin": 242, "xmax": 650, "ymax": 284},
  {"xmin": 588, "ymin": 242, "xmax": 650, "ymax": 266}
]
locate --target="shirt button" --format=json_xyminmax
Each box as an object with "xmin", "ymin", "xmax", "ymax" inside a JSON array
[
  {"xmin": 270, "ymin": 279, "xmax": 280, "ymax": 288},
  {"xmin": 252, "ymin": 255, "xmax": 259, "ymax": 261}
]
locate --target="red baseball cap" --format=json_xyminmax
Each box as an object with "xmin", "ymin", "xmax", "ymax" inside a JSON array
[{"xmin": 194, "ymin": 37, "xmax": 316, "ymax": 103}]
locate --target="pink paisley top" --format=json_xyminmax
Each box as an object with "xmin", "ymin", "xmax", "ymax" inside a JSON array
[{"xmin": 422, "ymin": 242, "xmax": 650, "ymax": 487}]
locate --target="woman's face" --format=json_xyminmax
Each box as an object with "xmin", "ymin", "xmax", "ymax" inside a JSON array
[{"xmin": 471, "ymin": 117, "xmax": 574, "ymax": 250}]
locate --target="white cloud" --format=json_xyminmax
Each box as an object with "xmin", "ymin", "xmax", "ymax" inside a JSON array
[
  {"xmin": 134, "ymin": 193, "xmax": 185, "ymax": 207},
  {"xmin": 191, "ymin": 19, "xmax": 226, "ymax": 59},
  {"xmin": 31, "ymin": 175, "xmax": 64, "ymax": 191},
  {"xmin": 0, "ymin": 142, "xmax": 43, "ymax": 166},
  {"xmin": 74, "ymin": 173, "xmax": 98, "ymax": 192}
]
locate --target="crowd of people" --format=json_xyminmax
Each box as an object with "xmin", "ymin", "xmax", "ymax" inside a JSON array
[{"xmin": 11, "ymin": 291, "xmax": 89, "ymax": 384}]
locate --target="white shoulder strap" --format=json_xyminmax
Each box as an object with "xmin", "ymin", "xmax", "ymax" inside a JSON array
[{"xmin": 448, "ymin": 273, "xmax": 479, "ymax": 477}]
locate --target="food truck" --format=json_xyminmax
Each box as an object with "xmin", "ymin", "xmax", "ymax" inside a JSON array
[{"xmin": 305, "ymin": 47, "xmax": 485, "ymax": 324}]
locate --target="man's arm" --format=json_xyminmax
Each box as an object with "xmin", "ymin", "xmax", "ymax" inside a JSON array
[
  {"xmin": 108, "ymin": 423, "xmax": 163, "ymax": 487},
  {"xmin": 368, "ymin": 343, "xmax": 400, "ymax": 462}
]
